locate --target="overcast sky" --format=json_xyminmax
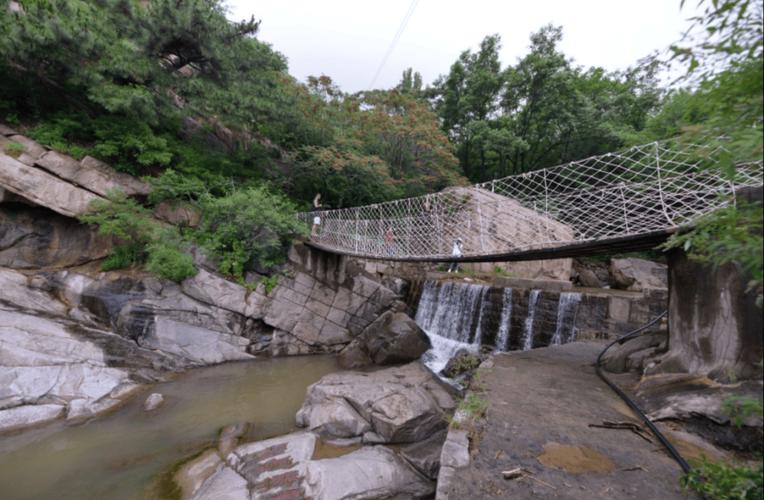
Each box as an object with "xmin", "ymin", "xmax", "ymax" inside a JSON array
[{"xmin": 227, "ymin": 1, "xmax": 700, "ymax": 93}]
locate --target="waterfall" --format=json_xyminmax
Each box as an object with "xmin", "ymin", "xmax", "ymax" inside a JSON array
[
  {"xmin": 551, "ymin": 292, "xmax": 582, "ymax": 345},
  {"xmin": 472, "ymin": 286, "xmax": 491, "ymax": 345},
  {"xmin": 415, "ymin": 280, "xmax": 487, "ymax": 373},
  {"xmin": 416, "ymin": 281, "xmax": 582, "ymax": 373},
  {"xmin": 522, "ymin": 290, "xmax": 541, "ymax": 351},
  {"xmin": 494, "ymin": 288, "xmax": 513, "ymax": 352}
]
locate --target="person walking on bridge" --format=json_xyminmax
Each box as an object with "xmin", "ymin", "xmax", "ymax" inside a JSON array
[
  {"xmin": 448, "ymin": 238, "xmax": 463, "ymax": 273},
  {"xmin": 311, "ymin": 193, "xmax": 323, "ymax": 238}
]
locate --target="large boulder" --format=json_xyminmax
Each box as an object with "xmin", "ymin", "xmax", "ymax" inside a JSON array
[
  {"xmin": 304, "ymin": 445, "xmax": 434, "ymax": 499},
  {"xmin": 442, "ymin": 186, "xmax": 575, "ymax": 281},
  {"xmin": 338, "ymin": 311, "xmax": 430, "ymax": 368},
  {"xmin": 296, "ymin": 362, "xmax": 455, "ymax": 443},
  {"xmin": 610, "ymin": 257, "xmax": 667, "ymax": 291}
]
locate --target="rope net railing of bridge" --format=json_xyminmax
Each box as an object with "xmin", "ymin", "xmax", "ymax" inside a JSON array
[{"xmin": 300, "ymin": 141, "xmax": 763, "ymax": 260}]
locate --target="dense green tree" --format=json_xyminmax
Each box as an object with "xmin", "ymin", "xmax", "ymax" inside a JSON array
[{"xmin": 430, "ymin": 27, "xmax": 661, "ymax": 182}]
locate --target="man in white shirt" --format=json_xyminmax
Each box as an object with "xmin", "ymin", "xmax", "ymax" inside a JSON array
[{"xmin": 448, "ymin": 238, "xmax": 463, "ymax": 273}]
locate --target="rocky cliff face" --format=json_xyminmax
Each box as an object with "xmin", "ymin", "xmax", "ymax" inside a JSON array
[
  {"xmin": 0, "ymin": 124, "xmax": 419, "ymax": 432},
  {"xmin": 0, "ymin": 203, "xmax": 404, "ymax": 434}
]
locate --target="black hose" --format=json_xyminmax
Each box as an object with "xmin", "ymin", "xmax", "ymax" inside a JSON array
[{"xmin": 595, "ymin": 310, "xmax": 693, "ymax": 474}]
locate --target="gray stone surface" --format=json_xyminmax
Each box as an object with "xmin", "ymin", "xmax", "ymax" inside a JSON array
[
  {"xmin": 610, "ymin": 257, "xmax": 667, "ymax": 291},
  {"xmin": 190, "ymin": 466, "xmax": 248, "ymax": 500},
  {"xmin": 0, "ymin": 306, "xmax": 133, "ymax": 431},
  {"xmin": 141, "ymin": 317, "xmax": 252, "ymax": 365},
  {"xmin": 0, "ymin": 204, "xmax": 111, "ymax": 268},
  {"xmin": 438, "ymin": 342, "xmax": 688, "ymax": 500},
  {"xmin": 175, "ymin": 449, "xmax": 223, "ymax": 499},
  {"xmin": 143, "ymin": 393, "xmax": 164, "ymax": 411},
  {"xmin": 346, "ymin": 311, "xmax": 431, "ymax": 367},
  {"xmin": 651, "ymin": 248, "xmax": 763, "ymax": 381},
  {"xmin": 305, "ymin": 445, "xmax": 435, "ymax": 499},
  {"xmin": 0, "ymin": 152, "xmax": 101, "ymax": 217},
  {"xmin": 601, "ymin": 331, "xmax": 666, "ymax": 373},
  {"xmin": 401, "ymin": 429, "xmax": 447, "ymax": 479},
  {"xmin": 296, "ymin": 362, "xmax": 454, "ymax": 443}
]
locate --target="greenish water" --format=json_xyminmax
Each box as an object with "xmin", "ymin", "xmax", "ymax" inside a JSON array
[{"xmin": 0, "ymin": 356, "xmax": 339, "ymax": 500}]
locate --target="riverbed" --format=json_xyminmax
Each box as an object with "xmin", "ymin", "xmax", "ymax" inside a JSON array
[{"xmin": 0, "ymin": 356, "xmax": 339, "ymax": 500}]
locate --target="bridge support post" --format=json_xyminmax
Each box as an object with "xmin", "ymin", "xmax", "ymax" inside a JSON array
[{"xmin": 652, "ymin": 247, "xmax": 763, "ymax": 382}]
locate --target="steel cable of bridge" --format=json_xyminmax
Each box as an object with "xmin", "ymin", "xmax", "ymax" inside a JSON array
[
  {"xmin": 595, "ymin": 310, "xmax": 693, "ymax": 475},
  {"xmin": 368, "ymin": 0, "xmax": 420, "ymax": 89}
]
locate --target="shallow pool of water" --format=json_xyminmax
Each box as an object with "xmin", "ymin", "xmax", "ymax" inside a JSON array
[{"xmin": 0, "ymin": 355, "xmax": 339, "ymax": 500}]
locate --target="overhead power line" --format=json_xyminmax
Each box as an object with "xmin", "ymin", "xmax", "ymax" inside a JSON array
[{"xmin": 368, "ymin": 0, "xmax": 420, "ymax": 89}]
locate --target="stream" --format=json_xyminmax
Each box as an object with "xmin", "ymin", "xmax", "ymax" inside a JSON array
[{"xmin": 0, "ymin": 356, "xmax": 339, "ymax": 500}]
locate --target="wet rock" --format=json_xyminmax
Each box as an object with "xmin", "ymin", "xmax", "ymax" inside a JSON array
[
  {"xmin": 218, "ymin": 422, "xmax": 248, "ymax": 457},
  {"xmin": 174, "ymin": 449, "xmax": 222, "ymax": 499},
  {"xmin": 601, "ymin": 330, "xmax": 667, "ymax": 373},
  {"xmin": 400, "ymin": 429, "xmax": 447, "ymax": 479},
  {"xmin": 143, "ymin": 393, "xmax": 164, "ymax": 411},
  {"xmin": 610, "ymin": 257, "xmax": 667, "ymax": 291},
  {"xmin": 338, "ymin": 311, "xmax": 430, "ymax": 368},
  {"xmin": 190, "ymin": 466, "xmax": 248, "ymax": 500},
  {"xmin": 0, "ymin": 404, "xmax": 65, "ymax": 432},
  {"xmin": 304, "ymin": 445, "xmax": 434, "ymax": 499},
  {"xmin": 296, "ymin": 362, "xmax": 454, "ymax": 443}
]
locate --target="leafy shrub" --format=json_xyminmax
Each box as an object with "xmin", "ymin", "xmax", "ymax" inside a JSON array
[
  {"xmin": 80, "ymin": 190, "xmax": 196, "ymax": 281},
  {"xmin": 146, "ymin": 240, "xmax": 197, "ymax": 282},
  {"xmin": 662, "ymin": 201, "xmax": 763, "ymax": 305},
  {"xmin": 28, "ymin": 114, "xmax": 91, "ymax": 158},
  {"xmin": 260, "ymin": 274, "xmax": 280, "ymax": 295},
  {"xmin": 197, "ymin": 186, "xmax": 307, "ymax": 278},
  {"xmin": 682, "ymin": 460, "xmax": 763, "ymax": 500},
  {"xmin": 90, "ymin": 116, "xmax": 173, "ymax": 174},
  {"xmin": 79, "ymin": 190, "xmax": 157, "ymax": 269},
  {"xmin": 30, "ymin": 113, "xmax": 174, "ymax": 174},
  {"xmin": 723, "ymin": 395, "xmax": 764, "ymax": 428},
  {"xmin": 146, "ymin": 169, "xmax": 208, "ymax": 205},
  {"xmin": 101, "ymin": 244, "xmax": 143, "ymax": 271}
]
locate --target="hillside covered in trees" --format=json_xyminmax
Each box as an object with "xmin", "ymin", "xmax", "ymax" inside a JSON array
[{"xmin": 0, "ymin": 0, "xmax": 761, "ymax": 286}]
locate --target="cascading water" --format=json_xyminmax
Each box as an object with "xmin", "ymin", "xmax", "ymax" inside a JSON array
[
  {"xmin": 415, "ymin": 281, "xmax": 582, "ymax": 375},
  {"xmin": 522, "ymin": 290, "xmax": 541, "ymax": 351},
  {"xmin": 472, "ymin": 286, "xmax": 491, "ymax": 345},
  {"xmin": 494, "ymin": 288, "xmax": 513, "ymax": 352},
  {"xmin": 415, "ymin": 280, "xmax": 487, "ymax": 373},
  {"xmin": 551, "ymin": 292, "xmax": 582, "ymax": 345}
]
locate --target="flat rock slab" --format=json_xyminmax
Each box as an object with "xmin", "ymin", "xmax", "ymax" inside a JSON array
[{"xmin": 440, "ymin": 341, "xmax": 687, "ymax": 499}]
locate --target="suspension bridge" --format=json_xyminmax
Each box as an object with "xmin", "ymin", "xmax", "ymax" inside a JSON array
[{"xmin": 302, "ymin": 141, "xmax": 763, "ymax": 262}]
